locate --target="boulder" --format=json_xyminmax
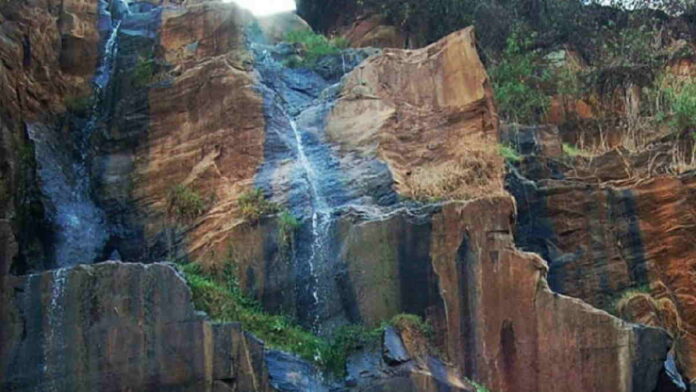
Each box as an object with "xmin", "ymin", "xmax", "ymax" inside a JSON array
[
  {"xmin": 382, "ymin": 326, "xmax": 411, "ymax": 365},
  {"xmin": 327, "ymin": 27, "xmax": 502, "ymax": 202}
]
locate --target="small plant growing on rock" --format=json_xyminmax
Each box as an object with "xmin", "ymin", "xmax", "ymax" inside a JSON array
[
  {"xmin": 284, "ymin": 30, "xmax": 348, "ymax": 67},
  {"xmin": 238, "ymin": 188, "xmax": 280, "ymax": 223},
  {"xmin": 669, "ymin": 82, "xmax": 696, "ymax": 132},
  {"xmin": 132, "ymin": 56, "xmax": 155, "ymax": 88},
  {"xmin": 64, "ymin": 95, "xmax": 92, "ymax": 115},
  {"xmin": 499, "ymin": 144, "xmax": 522, "ymax": 162},
  {"xmin": 388, "ymin": 313, "xmax": 433, "ymax": 337},
  {"xmin": 167, "ymin": 184, "xmax": 206, "ymax": 220},
  {"xmin": 278, "ymin": 209, "xmax": 300, "ymax": 249}
]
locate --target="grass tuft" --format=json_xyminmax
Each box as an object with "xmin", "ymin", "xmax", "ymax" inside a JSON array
[
  {"xmin": 179, "ymin": 260, "xmax": 434, "ymax": 377},
  {"xmin": 238, "ymin": 188, "xmax": 280, "ymax": 223},
  {"xmin": 278, "ymin": 209, "xmax": 300, "ymax": 249},
  {"xmin": 499, "ymin": 144, "xmax": 522, "ymax": 162},
  {"xmin": 284, "ymin": 30, "xmax": 349, "ymax": 67},
  {"xmin": 167, "ymin": 184, "xmax": 206, "ymax": 220}
]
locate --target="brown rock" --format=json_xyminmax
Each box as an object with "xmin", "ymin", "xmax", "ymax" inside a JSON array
[
  {"xmin": 429, "ymin": 197, "xmax": 669, "ymax": 392},
  {"xmin": 134, "ymin": 1, "xmax": 265, "ymax": 262},
  {"xmin": 0, "ymin": 0, "xmax": 100, "ymax": 276},
  {"xmin": 328, "ymin": 27, "xmax": 502, "ymax": 201}
]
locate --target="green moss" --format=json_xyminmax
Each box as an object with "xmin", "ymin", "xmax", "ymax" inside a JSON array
[
  {"xmin": 499, "ymin": 144, "xmax": 522, "ymax": 162},
  {"xmin": 562, "ymin": 143, "xmax": 592, "ymax": 158},
  {"xmin": 179, "ymin": 261, "xmax": 328, "ymax": 360},
  {"xmin": 167, "ymin": 184, "xmax": 206, "ymax": 220},
  {"xmin": 469, "ymin": 380, "xmax": 491, "ymax": 392},
  {"xmin": 64, "ymin": 95, "xmax": 92, "ymax": 114},
  {"xmin": 238, "ymin": 188, "xmax": 280, "ymax": 223},
  {"xmin": 284, "ymin": 30, "xmax": 347, "ymax": 67}
]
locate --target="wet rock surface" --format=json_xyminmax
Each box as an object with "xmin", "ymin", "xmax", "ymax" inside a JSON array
[{"xmin": 0, "ymin": 261, "xmax": 272, "ymax": 391}]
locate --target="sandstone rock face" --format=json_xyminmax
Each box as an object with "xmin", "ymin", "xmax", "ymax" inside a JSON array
[
  {"xmin": 328, "ymin": 27, "xmax": 502, "ymax": 201},
  {"xmin": 132, "ymin": 2, "xmax": 265, "ymax": 262},
  {"xmin": 0, "ymin": 262, "xmax": 272, "ymax": 392},
  {"xmin": 506, "ymin": 125, "xmax": 696, "ymax": 382},
  {"xmin": 430, "ymin": 198, "xmax": 669, "ymax": 392}
]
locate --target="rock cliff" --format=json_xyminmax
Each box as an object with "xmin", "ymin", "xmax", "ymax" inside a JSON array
[
  {"xmin": 0, "ymin": 0, "xmax": 689, "ymax": 391},
  {"xmin": 505, "ymin": 124, "xmax": 696, "ymax": 383}
]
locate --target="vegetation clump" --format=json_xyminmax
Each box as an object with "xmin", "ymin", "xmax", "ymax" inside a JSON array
[
  {"xmin": 278, "ymin": 209, "xmax": 300, "ymax": 249},
  {"xmin": 238, "ymin": 188, "xmax": 280, "ymax": 223},
  {"xmin": 179, "ymin": 259, "xmax": 434, "ymax": 376},
  {"xmin": 610, "ymin": 284, "xmax": 651, "ymax": 314},
  {"xmin": 284, "ymin": 30, "xmax": 349, "ymax": 67},
  {"xmin": 667, "ymin": 82, "xmax": 696, "ymax": 131},
  {"xmin": 64, "ymin": 95, "xmax": 92, "ymax": 114},
  {"xmin": 490, "ymin": 31, "xmax": 551, "ymax": 124},
  {"xmin": 167, "ymin": 184, "xmax": 206, "ymax": 220},
  {"xmin": 132, "ymin": 56, "xmax": 155, "ymax": 88},
  {"xmin": 499, "ymin": 144, "xmax": 522, "ymax": 162}
]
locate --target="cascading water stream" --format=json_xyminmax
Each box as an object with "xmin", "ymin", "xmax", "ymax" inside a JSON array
[
  {"xmin": 288, "ymin": 117, "xmax": 330, "ymax": 331},
  {"xmin": 28, "ymin": 0, "xmax": 128, "ymax": 267}
]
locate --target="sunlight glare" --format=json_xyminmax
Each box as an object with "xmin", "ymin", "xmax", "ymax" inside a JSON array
[{"xmin": 227, "ymin": 0, "xmax": 296, "ymax": 16}]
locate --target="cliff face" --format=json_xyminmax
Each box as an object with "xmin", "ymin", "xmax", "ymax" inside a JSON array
[
  {"xmin": 0, "ymin": 0, "xmax": 100, "ymax": 275},
  {"xmin": 0, "ymin": 262, "xmax": 272, "ymax": 392},
  {"xmin": 0, "ymin": 0, "xmax": 688, "ymax": 391},
  {"xmin": 505, "ymin": 124, "xmax": 696, "ymax": 382}
]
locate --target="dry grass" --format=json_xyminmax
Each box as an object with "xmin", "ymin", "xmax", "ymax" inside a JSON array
[
  {"xmin": 402, "ymin": 141, "xmax": 504, "ymax": 202},
  {"xmin": 668, "ymin": 142, "xmax": 696, "ymax": 174}
]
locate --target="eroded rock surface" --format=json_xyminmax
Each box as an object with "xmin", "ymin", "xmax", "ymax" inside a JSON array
[{"xmin": 505, "ymin": 124, "xmax": 696, "ymax": 382}]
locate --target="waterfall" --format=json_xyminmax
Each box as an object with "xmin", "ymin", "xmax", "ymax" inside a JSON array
[
  {"xmin": 93, "ymin": 21, "xmax": 122, "ymax": 91},
  {"xmin": 250, "ymin": 35, "xmax": 386, "ymax": 333},
  {"xmin": 44, "ymin": 268, "xmax": 68, "ymax": 391},
  {"xmin": 29, "ymin": 0, "xmax": 129, "ymax": 267},
  {"xmin": 288, "ymin": 118, "xmax": 328, "ymax": 330}
]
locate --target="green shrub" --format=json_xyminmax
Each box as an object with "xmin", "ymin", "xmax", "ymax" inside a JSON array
[
  {"xmin": 610, "ymin": 284, "xmax": 651, "ymax": 314},
  {"xmin": 64, "ymin": 95, "xmax": 92, "ymax": 114},
  {"xmin": 669, "ymin": 83, "xmax": 696, "ymax": 131},
  {"xmin": 278, "ymin": 209, "xmax": 300, "ymax": 249},
  {"xmin": 238, "ymin": 188, "xmax": 280, "ymax": 223},
  {"xmin": 284, "ymin": 30, "xmax": 347, "ymax": 66},
  {"xmin": 132, "ymin": 56, "xmax": 155, "ymax": 88},
  {"xmin": 469, "ymin": 380, "xmax": 491, "ymax": 392},
  {"xmin": 499, "ymin": 144, "xmax": 522, "ymax": 162},
  {"xmin": 167, "ymin": 184, "xmax": 206, "ymax": 220},
  {"xmin": 490, "ymin": 31, "xmax": 551, "ymax": 124}
]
